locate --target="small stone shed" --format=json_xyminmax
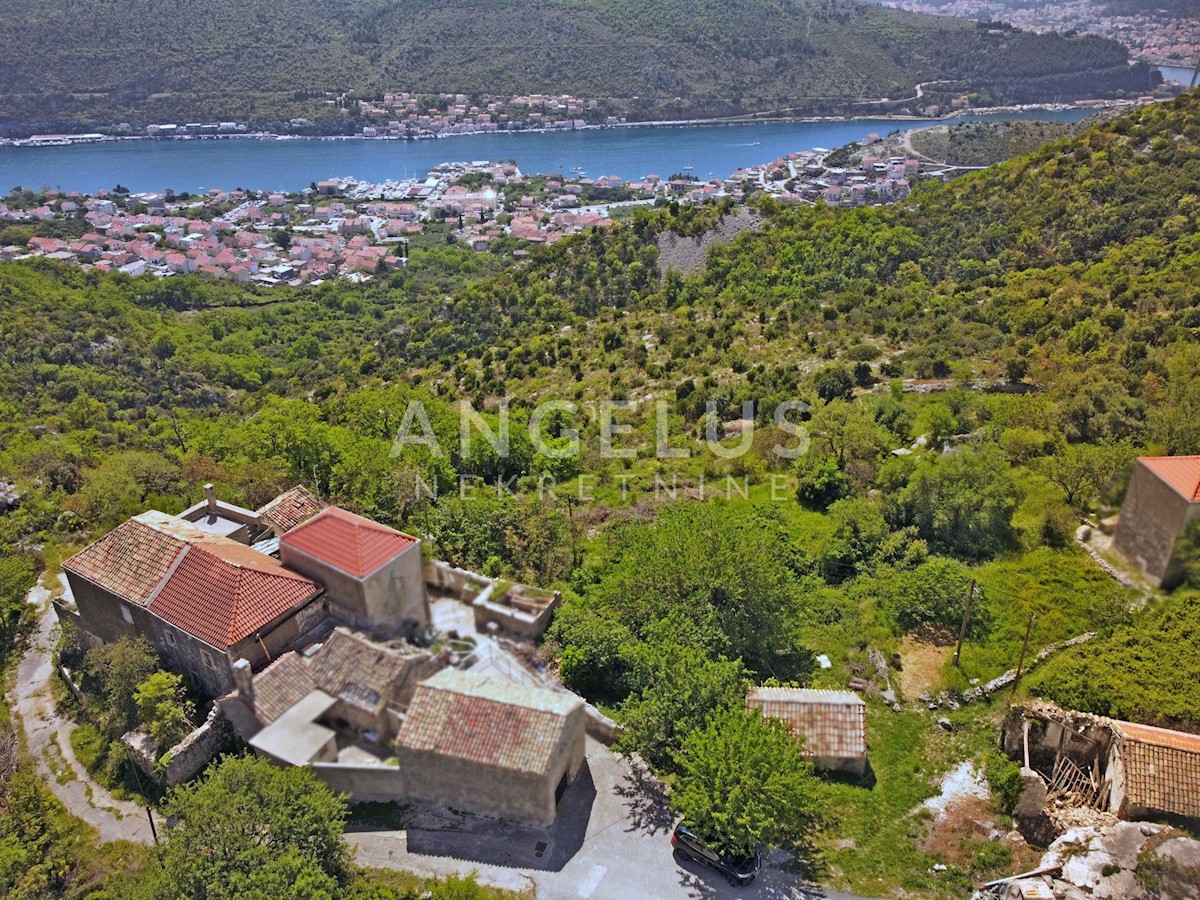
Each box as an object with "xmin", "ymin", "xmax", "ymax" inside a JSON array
[
  {"xmin": 747, "ymin": 687, "xmax": 868, "ymax": 776},
  {"xmin": 395, "ymin": 669, "xmax": 587, "ymax": 825}
]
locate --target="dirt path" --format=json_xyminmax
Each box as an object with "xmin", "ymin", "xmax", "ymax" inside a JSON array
[{"xmin": 7, "ymin": 581, "xmax": 154, "ymax": 844}]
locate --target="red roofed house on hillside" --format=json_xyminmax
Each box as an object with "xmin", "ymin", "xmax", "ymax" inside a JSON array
[
  {"xmin": 62, "ymin": 511, "xmax": 326, "ymax": 696},
  {"xmin": 281, "ymin": 506, "xmax": 430, "ymax": 635},
  {"xmin": 1113, "ymin": 456, "xmax": 1200, "ymax": 587}
]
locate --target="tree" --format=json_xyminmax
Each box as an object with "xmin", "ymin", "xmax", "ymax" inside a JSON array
[
  {"xmin": 671, "ymin": 708, "xmax": 822, "ymax": 858},
  {"xmin": 617, "ymin": 632, "xmax": 749, "ymax": 773},
  {"xmin": 150, "ymin": 755, "xmax": 350, "ymax": 899},
  {"xmin": 134, "ymin": 672, "xmax": 195, "ymax": 750},
  {"xmin": 876, "ymin": 556, "xmax": 987, "ymax": 636},
  {"xmin": 1038, "ymin": 442, "xmax": 1131, "ymax": 509},
  {"xmin": 83, "ymin": 637, "xmax": 159, "ymax": 737},
  {"xmin": 885, "ymin": 445, "xmax": 1017, "ymax": 560},
  {"xmin": 812, "ymin": 365, "xmax": 855, "ymax": 403}
]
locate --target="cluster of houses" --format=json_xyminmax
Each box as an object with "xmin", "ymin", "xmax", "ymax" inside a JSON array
[{"xmin": 357, "ymin": 91, "xmax": 624, "ymax": 139}]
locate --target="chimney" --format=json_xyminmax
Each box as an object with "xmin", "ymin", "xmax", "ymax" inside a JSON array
[
  {"xmin": 204, "ymin": 483, "xmax": 217, "ymax": 512},
  {"xmin": 232, "ymin": 657, "xmax": 253, "ymax": 698}
]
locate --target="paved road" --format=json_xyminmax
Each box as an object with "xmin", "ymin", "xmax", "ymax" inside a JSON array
[
  {"xmin": 351, "ymin": 738, "xmax": 882, "ymax": 900},
  {"xmin": 8, "ymin": 582, "xmax": 155, "ymax": 844}
]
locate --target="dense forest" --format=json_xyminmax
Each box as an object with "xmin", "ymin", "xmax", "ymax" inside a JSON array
[
  {"xmin": 0, "ymin": 0, "xmax": 1159, "ymax": 134},
  {"xmin": 2, "ymin": 91, "xmax": 1200, "ymax": 897}
]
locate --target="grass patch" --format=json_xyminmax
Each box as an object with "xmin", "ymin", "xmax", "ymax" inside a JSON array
[
  {"xmin": 956, "ymin": 547, "xmax": 1133, "ymax": 683},
  {"xmin": 815, "ymin": 701, "xmax": 1006, "ymax": 899}
]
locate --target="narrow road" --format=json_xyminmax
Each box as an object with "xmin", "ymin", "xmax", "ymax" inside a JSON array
[{"xmin": 8, "ymin": 580, "xmax": 154, "ymax": 844}]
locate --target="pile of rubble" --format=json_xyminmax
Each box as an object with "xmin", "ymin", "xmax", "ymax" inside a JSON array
[{"xmin": 977, "ymin": 822, "xmax": 1200, "ymax": 899}]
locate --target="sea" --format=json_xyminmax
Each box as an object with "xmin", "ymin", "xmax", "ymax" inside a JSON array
[{"xmin": 0, "ymin": 106, "xmax": 1112, "ymax": 194}]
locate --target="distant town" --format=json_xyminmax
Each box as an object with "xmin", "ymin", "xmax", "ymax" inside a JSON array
[
  {"xmin": 0, "ymin": 131, "xmax": 975, "ymax": 286},
  {"xmin": 874, "ymin": 0, "xmax": 1199, "ymax": 69}
]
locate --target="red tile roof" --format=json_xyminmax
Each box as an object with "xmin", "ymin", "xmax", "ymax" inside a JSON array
[
  {"xmin": 63, "ymin": 517, "xmax": 186, "ymax": 606},
  {"xmin": 1140, "ymin": 456, "xmax": 1200, "ymax": 502},
  {"xmin": 148, "ymin": 543, "xmax": 320, "ymax": 648},
  {"xmin": 281, "ymin": 507, "xmax": 418, "ymax": 578},
  {"xmin": 256, "ymin": 485, "xmax": 325, "ymax": 535},
  {"xmin": 747, "ymin": 688, "xmax": 867, "ymax": 759},
  {"xmin": 1114, "ymin": 720, "xmax": 1200, "ymax": 818},
  {"xmin": 397, "ymin": 670, "xmax": 581, "ymax": 775},
  {"xmin": 66, "ymin": 511, "xmax": 320, "ymax": 649}
]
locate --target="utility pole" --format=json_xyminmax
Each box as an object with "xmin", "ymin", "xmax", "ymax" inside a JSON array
[
  {"xmin": 1010, "ymin": 612, "xmax": 1036, "ymax": 702},
  {"xmin": 952, "ymin": 580, "xmax": 976, "ymax": 668},
  {"xmin": 146, "ymin": 805, "xmax": 159, "ymax": 845}
]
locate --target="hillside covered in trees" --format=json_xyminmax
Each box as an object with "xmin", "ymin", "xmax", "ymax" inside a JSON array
[
  {"xmin": 0, "ymin": 0, "xmax": 1160, "ymax": 133},
  {"xmin": 2, "ymin": 91, "xmax": 1200, "ymax": 898}
]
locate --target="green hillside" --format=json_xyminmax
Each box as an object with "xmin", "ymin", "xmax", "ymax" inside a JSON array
[
  {"xmin": 0, "ymin": 0, "xmax": 1159, "ymax": 133},
  {"xmin": 2, "ymin": 87, "xmax": 1200, "ymax": 900}
]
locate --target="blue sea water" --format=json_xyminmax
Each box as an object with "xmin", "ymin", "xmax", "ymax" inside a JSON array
[{"xmin": 0, "ymin": 108, "xmax": 1097, "ymax": 194}]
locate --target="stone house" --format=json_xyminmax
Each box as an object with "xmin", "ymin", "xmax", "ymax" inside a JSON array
[
  {"xmin": 62, "ymin": 511, "xmax": 327, "ymax": 696},
  {"xmin": 394, "ymin": 669, "xmax": 587, "ymax": 825},
  {"xmin": 1113, "ymin": 456, "xmax": 1200, "ymax": 587},
  {"xmin": 747, "ymin": 687, "xmax": 868, "ymax": 776},
  {"xmin": 280, "ymin": 507, "xmax": 430, "ymax": 636}
]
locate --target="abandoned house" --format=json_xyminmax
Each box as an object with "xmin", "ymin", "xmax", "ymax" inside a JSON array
[
  {"xmin": 1002, "ymin": 703, "xmax": 1200, "ymax": 838},
  {"xmin": 222, "ymin": 626, "xmax": 448, "ymax": 745},
  {"xmin": 280, "ymin": 506, "xmax": 430, "ymax": 636},
  {"xmin": 746, "ymin": 687, "xmax": 868, "ymax": 776},
  {"xmin": 61, "ymin": 510, "xmax": 328, "ymax": 696},
  {"xmin": 1112, "ymin": 456, "xmax": 1200, "ymax": 587}
]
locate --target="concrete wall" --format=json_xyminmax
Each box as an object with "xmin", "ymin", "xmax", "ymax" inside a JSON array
[
  {"xmin": 283, "ymin": 543, "xmax": 428, "ymax": 633},
  {"xmin": 311, "ymin": 761, "xmax": 409, "ymax": 803},
  {"xmin": 1113, "ymin": 463, "xmax": 1196, "ymax": 587}
]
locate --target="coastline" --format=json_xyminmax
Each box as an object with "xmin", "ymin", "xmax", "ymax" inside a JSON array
[{"xmin": 0, "ymin": 99, "xmax": 1117, "ymax": 149}]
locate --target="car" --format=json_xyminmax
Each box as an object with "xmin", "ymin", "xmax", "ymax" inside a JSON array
[{"xmin": 670, "ymin": 822, "xmax": 762, "ymax": 887}]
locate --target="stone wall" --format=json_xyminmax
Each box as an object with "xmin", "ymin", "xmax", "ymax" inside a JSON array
[{"xmin": 161, "ymin": 706, "xmax": 236, "ymax": 787}]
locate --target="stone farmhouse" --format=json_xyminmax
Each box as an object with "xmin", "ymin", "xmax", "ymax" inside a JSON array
[
  {"xmin": 58, "ymin": 484, "xmax": 585, "ymax": 825},
  {"xmin": 1113, "ymin": 456, "xmax": 1200, "ymax": 587}
]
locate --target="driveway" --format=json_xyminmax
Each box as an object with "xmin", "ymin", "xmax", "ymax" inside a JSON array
[
  {"xmin": 8, "ymin": 579, "xmax": 155, "ymax": 844},
  {"xmin": 350, "ymin": 737, "xmax": 882, "ymax": 900}
]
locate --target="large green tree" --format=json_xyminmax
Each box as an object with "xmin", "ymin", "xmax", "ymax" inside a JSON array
[
  {"xmin": 148, "ymin": 755, "xmax": 350, "ymax": 900},
  {"xmin": 671, "ymin": 708, "xmax": 822, "ymax": 858}
]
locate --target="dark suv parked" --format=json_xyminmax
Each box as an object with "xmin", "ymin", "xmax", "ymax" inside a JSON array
[{"xmin": 671, "ymin": 822, "xmax": 762, "ymax": 887}]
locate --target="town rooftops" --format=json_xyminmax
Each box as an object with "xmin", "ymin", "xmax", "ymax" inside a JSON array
[
  {"xmin": 397, "ymin": 669, "xmax": 582, "ymax": 775},
  {"xmin": 280, "ymin": 506, "xmax": 418, "ymax": 578},
  {"xmin": 1139, "ymin": 456, "xmax": 1200, "ymax": 502},
  {"xmin": 1113, "ymin": 719, "xmax": 1200, "ymax": 818},
  {"xmin": 257, "ymin": 485, "xmax": 325, "ymax": 535},
  {"xmin": 64, "ymin": 511, "xmax": 322, "ymax": 649},
  {"xmin": 746, "ymin": 687, "xmax": 867, "ymax": 759}
]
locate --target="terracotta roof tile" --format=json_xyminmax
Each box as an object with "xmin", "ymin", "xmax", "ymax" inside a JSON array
[
  {"xmin": 257, "ymin": 485, "xmax": 326, "ymax": 535},
  {"xmin": 148, "ymin": 544, "xmax": 320, "ymax": 648},
  {"xmin": 67, "ymin": 511, "xmax": 321, "ymax": 650},
  {"xmin": 281, "ymin": 507, "xmax": 418, "ymax": 578},
  {"xmin": 252, "ymin": 653, "xmax": 316, "ymax": 724},
  {"xmin": 308, "ymin": 628, "xmax": 435, "ymax": 714},
  {"xmin": 1140, "ymin": 456, "xmax": 1200, "ymax": 502},
  {"xmin": 63, "ymin": 517, "xmax": 186, "ymax": 606},
  {"xmin": 747, "ymin": 688, "xmax": 867, "ymax": 759},
  {"xmin": 1115, "ymin": 720, "xmax": 1200, "ymax": 818},
  {"xmin": 397, "ymin": 670, "xmax": 581, "ymax": 775}
]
